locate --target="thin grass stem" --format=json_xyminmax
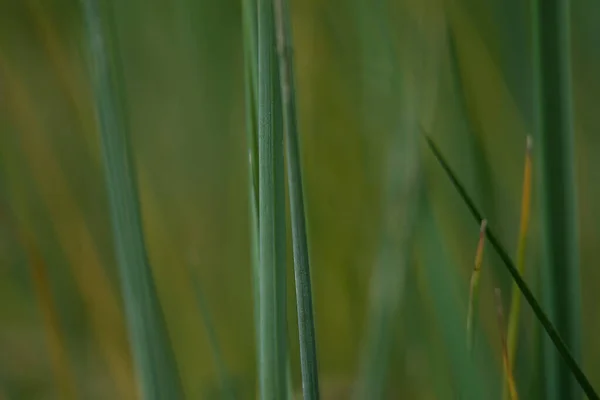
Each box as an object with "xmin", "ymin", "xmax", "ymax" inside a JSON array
[
  {"xmin": 495, "ymin": 288, "xmax": 519, "ymax": 400},
  {"xmin": 466, "ymin": 220, "xmax": 487, "ymax": 354},
  {"xmin": 424, "ymin": 134, "xmax": 599, "ymax": 400},
  {"xmin": 272, "ymin": 0, "xmax": 320, "ymax": 398},
  {"xmin": 503, "ymin": 136, "xmax": 532, "ymax": 400}
]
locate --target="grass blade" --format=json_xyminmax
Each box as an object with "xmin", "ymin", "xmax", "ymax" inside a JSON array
[
  {"xmin": 272, "ymin": 0, "xmax": 320, "ymax": 399},
  {"xmin": 495, "ymin": 288, "xmax": 518, "ymax": 400},
  {"xmin": 466, "ymin": 220, "xmax": 487, "ymax": 354},
  {"xmin": 81, "ymin": 1, "xmax": 184, "ymax": 398},
  {"xmin": 424, "ymin": 134, "xmax": 599, "ymax": 400},
  {"xmin": 532, "ymin": 0, "xmax": 582, "ymax": 398},
  {"xmin": 257, "ymin": 0, "xmax": 288, "ymax": 397},
  {"xmin": 503, "ymin": 136, "xmax": 532, "ymax": 400}
]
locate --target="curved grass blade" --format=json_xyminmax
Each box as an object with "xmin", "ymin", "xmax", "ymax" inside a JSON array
[
  {"xmin": 424, "ymin": 134, "xmax": 599, "ymax": 400},
  {"xmin": 532, "ymin": 0, "xmax": 582, "ymax": 398},
  {"xmin": 81, "ymin": 1, "xmax": 184, "ymax": 398},
  {"xmin": 503, "ymin": 136, "xmax": 532, "ymax": 400},
  {"xmin": 466, "ymin": 220, "xmax": 487, "ymax": 355},
  {"xmin": 257, "ymin": 0, "xmax": 288, "ymax": 397},
  {"xmin": 495, "ymin": 288, "xmax": 518, "ymax": 400},
  {"xmin": 272, "ymin": 0, "xmax": 320, "ymax": 398}
]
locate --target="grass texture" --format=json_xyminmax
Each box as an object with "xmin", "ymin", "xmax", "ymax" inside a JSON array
[
  {"xmin": 425, "ymin": 134, "xmax": 599, "ymax": 400},
  {"xmin": 81, "ymin": 0, "xmax": 184, "ymax": 398}
]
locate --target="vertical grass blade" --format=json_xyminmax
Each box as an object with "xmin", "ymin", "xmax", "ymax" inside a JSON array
[
  {"xmin": 495, "ymin": 288, "xmax": 518, "ymax": 400},
  {"xmin": 531, "ymin": 0, "xmax": 582, "ymax": 398},
  {"xmin": 424, "ymin": 135, "xmax": 599, "ymax": 400},
  {"xmin": 466, "ymin": 220, "xmax": 487, "ymax": 354},
  {"xmin": 81, "ymin": 1, "xmax": 184, "ymax": 398},
  {"xmin": 503, "ymin": 136, "xmax": 532, "ymax": 400},
  {"xmin": 257, "ymin": 0, "xmax": 288, "ymax": 397},
  {"xmin": 242, "ymin": 0, "xmax": 260, "ymax": 348},
  {"xmin": 272, "ymin": 0, "xmax": 320, "ymax": 398}
]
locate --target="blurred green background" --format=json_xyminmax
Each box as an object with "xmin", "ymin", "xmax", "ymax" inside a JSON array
[{"xmin": 1, "ymin": 0, "xmax": 599, "ymax": 398}]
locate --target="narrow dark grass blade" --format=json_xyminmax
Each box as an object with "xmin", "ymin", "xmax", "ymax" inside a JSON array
[
  {"xmin": 81, "ymin": 1, "xmax": 184, "ymax": 398},
  {"xmin": 272, "ymin": 0, "xmax": 320, "ymax": 398},
  {"xmin": 187, "ymin": 265, "xmax": 235, "ymax": 400},
  {"xmin": 424, "ymin": 134, "xmax": 599, "ymax": 400},
  {"xmin": 257, "ymin": 0, "xmax": 288, "ymax": 397},
  {"xmin": 532, "ymin": 0, "xmax": 582, "ymax": 398}
]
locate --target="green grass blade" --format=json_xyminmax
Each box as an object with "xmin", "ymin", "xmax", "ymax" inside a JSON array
[
  {"xmin": 81, "ymin": 1, "xmax": 184, "ymax": 399},
  {"xmin": 424, "ymin": 134, "xmax": 599, "ymax": 400},
  {"xmin": 503, "ymin": 136, "xmax": 532, "ymax": 400},
  {"xmin": 242, "ymin": 0, "xmax": 260, "ymax": 345},
  {"xmin": 272, "ymin": 0, "xmax": 320, "ymax": 399},
  {"xmin": 466, "ymin": 220, "xmax": 487, "ymax": 355},
  {"xmin": 257, "ymin": 0, "xmax": 288, "ymax": 397},
  {"xmin": 532, "ymin": 0, "xmax": 582, "ymax": 398}
]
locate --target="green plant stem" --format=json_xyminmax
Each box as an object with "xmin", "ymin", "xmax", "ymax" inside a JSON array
[
  {"xmin": 531, "ymin": 0, "xmax": 582, "ymax": 399},
  {"xmin": 424, "ymin": 135, "xmax": 598, "ymax": 400},
  {"xmin": 503, "ymin": 137, "xmax": 532, "ymax": 400},
  {"xmin": 272, "ymin": 0, "xmax": 320, "ymax": 399},
  {"xmin": 257, "ymin": 0, "xmax": 288, "ymax": 397},
  {"xmin": 81, "ymin": 1, "xmax": 184, "ymax": 398}
]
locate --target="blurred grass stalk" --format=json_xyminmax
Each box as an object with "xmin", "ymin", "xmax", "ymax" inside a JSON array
[
  {"xmin": 503, "ymin": 136, "xmax": 532, "ymax": 400},
  {"xmin": 81, "ymin": 0, "xmax": 184, "ymax": 398},
  {"xmin": 23, "ymin": 236, "xmax": 77, "ymax": 400},
  {"xmin": 531, "ymin": 0, "xmax": 583, "ymax": 398},
  {"xmin": 494, "ymin": 288, "xmax": 518, "ymax": 400},
  {"xmin": 466, "ymin": 220, "xmax": 487, "ymax": 354},
  {"xmin": 272, "ymin": 0, "xmax": 321, "ymax": 398},
  {"xmin": 0, "ymin": 52, "xmax": 135, "ymax": 398},
  {"xmin": 256, "ymin": 0, "xmax": 288, "ymax": 398},
  {"xmin": 242, "ymin": 0, "xmax": 260, "ymax": 361},
  {"xmin": 3, "ymin": 203, "xmax": 79, "ymax": 400}
]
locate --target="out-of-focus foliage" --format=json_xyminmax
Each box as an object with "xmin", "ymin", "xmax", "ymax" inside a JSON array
[{"xmin": 0, "ymin": 0, "xmax": 599, "ymax": 398}]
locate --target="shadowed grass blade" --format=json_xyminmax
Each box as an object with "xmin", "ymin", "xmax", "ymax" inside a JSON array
[
  {"xmin": 272, "ymin": 0, "xmax": 320, "ymax": 398},
  {"xmin": 424, "ymin": 134, "xmax": 599, "ymax": 400},
  {"xmin": 532, "ymin": 0, "xmax": 582, "ymax": 398},
  {"xmin": 81, "ymin": 1, "xmax": 184, "ymax": 398},
  {"xmin": 257, "ymin": 0, "xmax": 288, "ymax": 397},
  {"xmin": 466, "ymin": 220, "xmax": 487, "ymax": 355}
]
